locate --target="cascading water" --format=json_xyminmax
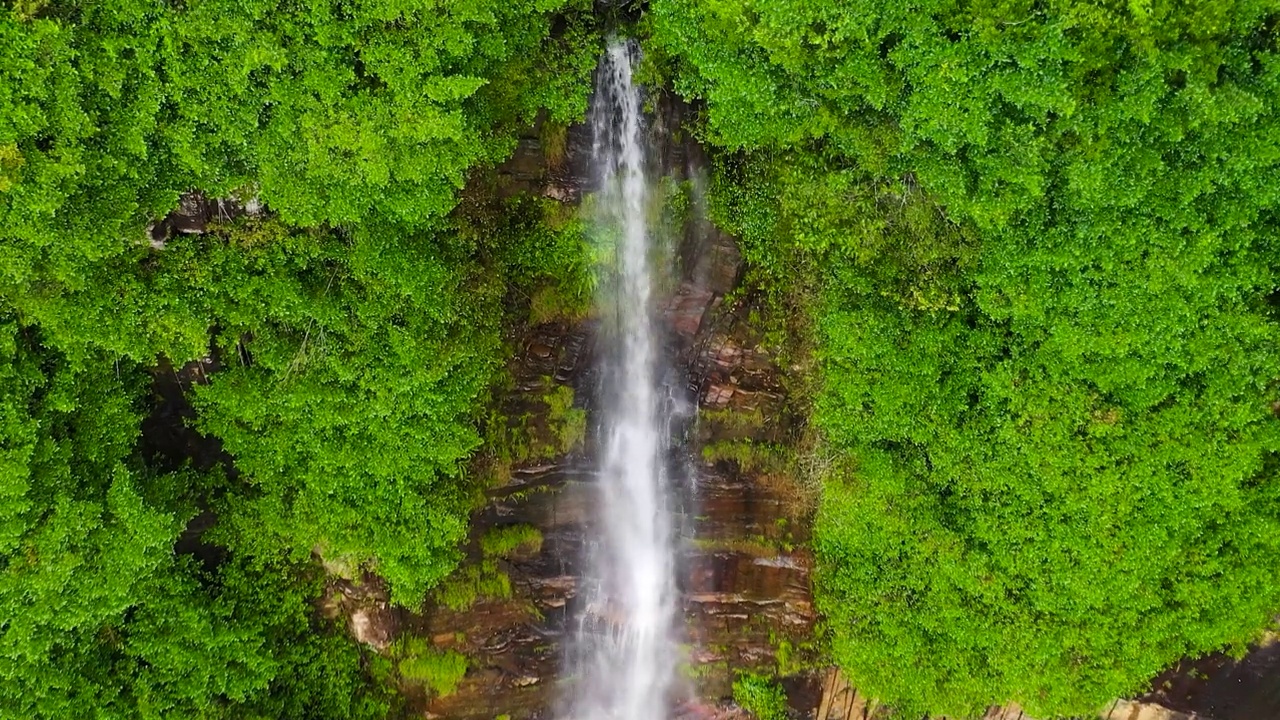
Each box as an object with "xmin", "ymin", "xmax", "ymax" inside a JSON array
[{"xmin": 562, "ymin": 39, "xmax": 681, "ymax": 720}]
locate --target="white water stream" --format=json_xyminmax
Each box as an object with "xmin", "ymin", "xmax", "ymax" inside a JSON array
[{"xmin": 562, "ymin": 39, "xmax": 681, "ymax": 720}]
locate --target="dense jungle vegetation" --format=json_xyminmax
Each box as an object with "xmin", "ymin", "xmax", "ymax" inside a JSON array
[
  {"xmin": 649, "ymin": 0, "xmax": 1280, "ymax": 716},
  {"xmin": 1, "ymin": 0, "xmax": 597, "ymax": 715},
  {"xmin": 3, "ymin": 0, "xmax": 1280, "ymax": 718}
]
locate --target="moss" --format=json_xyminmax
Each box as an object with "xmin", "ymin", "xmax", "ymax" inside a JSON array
[
  {"xmin": 539, "ymin": 120, "xmax": 569, "ymax": 169},
  {"xmin": 0, "ymin": 143, "xmax": 24, "ymax": 192},
  {"xmin": 210, "ymin": 214, "xmax": 292, "ymax": 249},
  {"xmin": 732, "ymin": 672, "xmax": 788, "ymax": 720},
  {"xmin": 683, "ymin": 659, "xmax": 730, "ymax": 680},
  {"xmin": 481, "ymin": 524, "xmax": 544, "ymax": 559},
  {"xmin": 544, "ymin": 384, "xmax": 587, "ymax": 454},
  {"xmin": 529, "ymin": 283, "xmax": 588, "ymax": 324},
  {"xmin": 477, "ymin": 378, "xmax": 585, "ymax": 474},
  {"xmin": 769, "ymin": 633, "xmax": 825, "ymax": 677},
  {"xmin": 478, "ymin": 455, "xmax": 514, "ymax": 490},
  {"xmin": 702, "ymin": 440, "xmax": 789, "ymax": 474},
  {"xmin": 702, "ymin": 430, "xmax": 823, "ymax": 519},
  {"xmin": 699, "ymin": 406, "xmax": 768, "ymax": 438},
  {"xmin": 393, "ymin": 637, "xmax": 468, "ymax": 697},
  {"xmin": 690, "ymin": 536, "xmax": 786, "ymax": 556},
  {"xmin": 368, "ymin": 651, "xmax": 397, "ymax": 686},
  {"xmin": 433, "ymin": 559, "xmax": 513, "ymax": 611},
  {"xmin": 434, "ymin": 573, "xmax": 479, "ymax": 612}
]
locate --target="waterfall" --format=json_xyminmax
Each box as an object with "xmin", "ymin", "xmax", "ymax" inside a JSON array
[{"xmin": 562, "ymin": 39, "xmax": 680, "ymax": 720}]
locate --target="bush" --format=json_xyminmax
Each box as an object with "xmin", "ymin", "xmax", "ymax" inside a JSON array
[
  {"xmin": 732, "ymin": 672, "xmax": 788, "ymax": 720},
  {"xmin": 395, "ymin": 638, "xmax": 469, "ymax": 698}
]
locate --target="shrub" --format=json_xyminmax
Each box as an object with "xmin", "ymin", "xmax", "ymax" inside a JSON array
[{"xmin": 732, "ymin": 672, "xmax": 788, "ymax": 720}]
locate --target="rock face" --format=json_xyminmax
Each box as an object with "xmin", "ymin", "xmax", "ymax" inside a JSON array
[
  {"xmin": 1139, "ymin": 635, "xmax": 1280, "ymax": 720},
  {"xmin": 338, "ymin": 97, "xmax": 825, "ymax": 718},
  {"xmin": 147, "ymin": 190, "xmax": 262, "ymax": 248},
  {"xmin": 411, "ymin": 291, "xmax": 819, "ymax": 718}
]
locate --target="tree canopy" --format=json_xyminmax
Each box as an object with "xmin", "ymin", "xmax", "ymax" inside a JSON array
[
  {"xmin": 0, "ymin": 0, "xmax": 597, "ymax": 716},
  {"xmin": 5, "ymin": 0, "xmax": 1280, "ymax": 716},
  {"xmin": 651, "ymin": 0, "xmax": 1280, "ymax": 715},
  {"xmin": 0, "ymin": 320, "xmax": 392, "ymax": 718},
  {"xmin": 1, "ymin": 0, "xmax": 595, "ymax": 359}
]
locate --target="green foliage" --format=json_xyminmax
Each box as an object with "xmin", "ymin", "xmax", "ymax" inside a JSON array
[
  {"xmin": 0, "ymin": 0, "xmax": 599, "ymax": 602},
  {"xmin": 702, "ymin": 440, "xmax": 789, "ymax": 475},
  {"xmin": 434, "ymin": 559, "xmax": 513, "ymax": 612},
  {"xmin": 462, "ymin": 195, "xmax": 596, "ymax": 324},
  {"xmin": 0, "ymin": 0, "xmax": 600, "ymax": 714},
  {"xmin": 708, "ymin": 152, "xmax": 973, "ymax": 316},
  {"xmin": 732, "ymin": 672, "xmax": 789, "ymax": 720},
  {"xmin": 0, "ymin": 321, "xmax": 389, "ymax": 719},
  {"xmin": 185, "ymin": 220, "xmax": 499, "ymax": 604},
  {"xmin": 394, "ymin": 636, "xmax": 469, "ymax": 697},
  {"xmin": 699, "ymin": 407, "xmax": 767, "ymax": 439},
  {"xmin": 0, "ymin": 0, "xmax": 598, "ymax": 361},
  {"xmin": 481, "ymin": 524, "xmax": 544, "ymax": 559},
  {"xmin": 653, "ymin": 0, "xmax": 1280, "ymax": 716},
  {"xmin": 544, "ymin": 384, "xmax": 588, "ymax": 455},
  {"xmin": 0, "ymin": 0, "xmax": 598, "ymax": 600}
]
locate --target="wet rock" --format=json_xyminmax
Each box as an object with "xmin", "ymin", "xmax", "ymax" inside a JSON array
[
  {"xmin": 677, "ymin": 183, "xmax": 743, "ymax": 296},
  {"xmin": 554, "ymin": 324, "xmax": 593, "ymax": 383},
  {"xmin": 515, "ymin": 322, "xmax": 594, "ymax": 384},
  {"xmin": 753, "ymin": 555, "xmax": 805, "ymax": 570},
  {"xmin": 691, "ymin": 648, "xmax": 724, "ymax": 664},
  {"xmin": 148, "ymin": 190, "xmax": 263, "ymax": 247},
  {"xmin": 673, "ymin": 700, "xmax": 750, "ymax": 720},
  {"xmin": 543, "ymin": 183, "xmax": 575, "ymax": 203},
  {"xmin": 350, "ymin": 607, "xmax": 395, "ymax": 650},
  {"xmin": 1102, "ymin": 701, "xmax": 1201, "ymax": 720},
  {"xmin": 664, "ymin": 284, "xmax": 715, "ymax": 340},
  {"xmin": 512, "ymin": 461, "xmax": 561, "ymax": 478},
  {"xmin": 703, "ymin": 383, "xmax": 735, "ymax": 408},
  {"xmin": 413, "ymin": 295, "xmax": 816, "ymax": 718},
  {"xmin": 1140, "ymin": 634, "xmax": 1280, "ymax": 720},
  {"xmin": 318, "ymin": 571, "xmax": 402, "ymax": 652},
  {"xmin": 492, "ymin": 117, "xmax": 589, "ymax": 202},
  {"xmin": 674, "ymin": 273, "xmax": 824, "ymax": 702},
  {"xmin": 142, "ymin": 355, "xmax": 228, "ymax": 477},
  {"xmin": 713, "ymin": 341, "xmax": 742, "ymax": 365},
  {"xmin": 685, "ymin": 301, "xmax": 786, "ymax": 420}
]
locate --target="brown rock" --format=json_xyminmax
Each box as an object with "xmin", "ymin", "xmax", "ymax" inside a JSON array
[
  {"xmin": 349, "ymin": 608, "xmax": 394, "ymax": 650},
  {"xmin": 703, "ymin": 383, "xmax": 735, "ymax": 408}
]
